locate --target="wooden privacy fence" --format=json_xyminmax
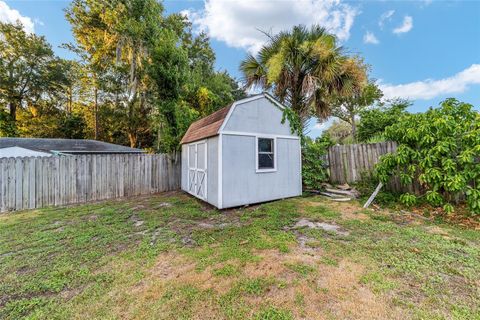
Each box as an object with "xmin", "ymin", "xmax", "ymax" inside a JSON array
[
  {"xmin": 328, "ymin": 141, "xmax": 397, "ymax": 184},
  {"xmin": 0, "ymin": 153, "xmax": 180, "ymax": 213},
  {"xmin": 327, "ymin": 141, "xmax": 424, "ymax": 193}
]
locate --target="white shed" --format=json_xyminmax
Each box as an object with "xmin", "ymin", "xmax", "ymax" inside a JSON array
[{"xmin": 180, "ymin": 93, "xmax": 302, "ymax": 209}]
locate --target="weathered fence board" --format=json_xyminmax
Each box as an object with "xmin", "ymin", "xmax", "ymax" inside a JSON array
[
  {"xmin": 327, "ymin": 141, "xmax": 423, "ymax": 193},
  {"xmin": 328, "ymin": 141, "xmax": 397, "ymax": 184},
  {"xmin": 0, "ymin": 153, "xmax": 181, "ymax": 213}
]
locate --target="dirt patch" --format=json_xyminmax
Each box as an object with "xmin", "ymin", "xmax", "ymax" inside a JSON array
[
  {"xmin": 16, "ymin": 265, "xmax": 32, "ymax": 275},
  {"xmin": 289, "ymin": 218, "xmax": 350, "ymax": 236},
  {"xmin": 165, "ymin": 210, "xmax": 245, "ymax": 244},
  {"xmin": 130, "ymin": 204, "xmax": 146, "ymax": 211},
  {"xmin": 388, "ymin": 212, "xmax": 425, "ymax": 226},
  {"xmin": 241, "ymin": 250, "xmax": 405, "ymax": 320},
  {"xmin": 294, "ymin": 232, "xmax": 322, "ymax": 252},
  {"xmin": 308, "ymin": 200, "xmax": 370, "ymax": 221},
  {"xmin": 133, "ymin": 220, "xmax": 144, "ymax": 227},
  {"xmin": 317, "ymin": 260, "xmax": 405, "ymax": 320},
  {"xmin": 129, "ymin": 214, "xmax": 144, "ymax": 228},
  {"xmin": 87, "ymin": 214, "xmax": 98, "ymax": 221},
  {"xmin": 80, "ymin": 245, "xmax": 407, "ymax": 320},
  {"xmin": 127, "ymin": 252, "xmax": 237, "ymax": 309},
  {"xmin": 150, "ymin": 228, "xmax": 176, "ymax": 246},
  {"xmin": 154, "ymin": 202, "xmax": 172, "ymax": 209},
  {"xmin": 180, "ymin": 236, "xmax": 197, "ymax": 247},
  {"xmin": 60, "ymin": 286, "xmax": 84, "ymax": 301},
  {"xmin": 424, "ymin": 225, "xmax": 450, "ymax": 237},
  {"xmin": 197, "ymin": 221, "xmax": 240, "ymax": 229}
]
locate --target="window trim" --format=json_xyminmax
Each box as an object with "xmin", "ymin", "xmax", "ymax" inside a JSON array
[{"xmin": 255, "ymin": 136, "xmax": 277, "ymax": 173}]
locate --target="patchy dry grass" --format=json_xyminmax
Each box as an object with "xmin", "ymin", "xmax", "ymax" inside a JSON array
[{"xmin": 0, "ymin": 192, "xmax": 479, "ymax": 319}]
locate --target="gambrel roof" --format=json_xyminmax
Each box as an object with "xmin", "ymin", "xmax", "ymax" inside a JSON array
[
  {"xmin": 180, "ymin": 104, "xmax": 232, "ymax": 144},
  {"xmin": 180, "ymin": 93, "xmax": 286, "ymax": 144}
]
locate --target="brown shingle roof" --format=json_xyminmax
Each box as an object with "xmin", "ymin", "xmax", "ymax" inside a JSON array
[{"xmin": 180, "ymin": 104, "xmax": 232, "ymax": 144}]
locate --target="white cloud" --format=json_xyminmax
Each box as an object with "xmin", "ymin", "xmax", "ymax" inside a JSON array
[
  {"xmin": 34, "ymin": 18, "xmax": 44, "ymax": 27},
  {"xmin": 378, "ymin": 10, "xmax": 395, "ymax": 29},
  {"xmin": 422, "ymin": 0, "xmax": 433, "ymax": 6},
  {"xmin": 379, "ymin": 64, "xmax": 480, "ymax": 100},
  {"xmin": 0, "ymin": 1, "xmax": 34, "ymax": 33},
  {"xmin": 313, "ymin": 121, "xmax": 330, "ymax": 130},
  {"xmin": 186, "ymin": 0, "xmax": 358, "ymax": 53},
  {"xmin": 393, "ymin": 15, "xmax": 413, "ymax": 34},
  {"xmin": 363, "ymin": 31, "xmax": 379, "ymax": 44}
]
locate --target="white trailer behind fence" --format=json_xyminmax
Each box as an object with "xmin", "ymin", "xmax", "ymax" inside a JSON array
[{"xmin": 0, "ymin": 153, "xmax": 180, "ymax": 213}]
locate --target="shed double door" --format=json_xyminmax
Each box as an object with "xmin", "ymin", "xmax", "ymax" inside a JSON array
[{"xmin": 188, "ymin": 141, "xmax": 207, "ymax": 200}]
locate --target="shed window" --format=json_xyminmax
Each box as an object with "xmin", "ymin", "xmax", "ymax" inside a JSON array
[{"xmin": 257, "ymin": 137, "xmax": 275, "ymax": 171}]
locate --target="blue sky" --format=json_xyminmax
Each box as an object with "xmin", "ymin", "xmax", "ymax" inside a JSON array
[{"xmin": 2, "ymin": 0, "xmax": 479, "ymax": 137}]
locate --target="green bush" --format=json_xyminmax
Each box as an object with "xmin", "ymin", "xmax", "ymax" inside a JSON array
[
  {"xmin": 376, "ymin": 98, "xmax": 480, "ymax": 214},
  {"xmin": 0, "ymin": 109, "xmax": 17, "ymax": 137},
  {"xmin": 354, "ymin": 174, "xmax": 398, "ymax": 206},
  {"xmin": 302, "ymin": 136, "xmax": 332, "ymax": 190},
  {"xmin": 357, "ymin": 99, "xmax": 409, "ymax": 142}
]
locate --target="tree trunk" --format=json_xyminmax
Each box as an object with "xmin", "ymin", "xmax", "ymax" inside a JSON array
[
  {"xmin": 94, "ymin": 86, "xmax": 98, "ymax": 140},
  {"xmin": 8, "ymin": 101, "xmax": 17, "ymax": 121},
  {"xmin": 350, "ymin": 112, "xmax": 357, "ymax": 142},
  {"xmin": 68, "ymin": 86, "xmax": 73, "ymax": 113},
  {"xmin": 128, "ymin": 132, "xmax": 137, "ymax": 148}
]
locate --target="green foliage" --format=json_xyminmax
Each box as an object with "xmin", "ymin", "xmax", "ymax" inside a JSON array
[
  {"xmin": 64, "ymin": 3, "xmax": 244, "ymax": 150},
  {"xmin": 60, "ymin": 113, "xmax": 87, "ymax": 139},
  {"xmin": 0, "ymin": 2, "xmax": 244, "ymax": 148},
  {"xmin": 322, "ymin": 119, "xmax": 354, "ymax": 145},
  {"xmin": 0, "ymin": 22, "xmax": 71, "ymax": 130},
  {"xmin": 399, "ymin": 193, "xmax": 417, "ymax": 207},
  {"xmin": 281, "ymin": 105, "xmax": 302, "ymax": 138},
  {"xmin": 302, "ymin": 136, "xmax": 333, "ymax": 190},
  {"xmin": 364, "ymin": 133, "xmax": 387, "ymax": 144},
  {"xmin": 357, "ymin": 99, "xmax": 410, "ymax": 142},
  {"xmin": 360, "ymin": 271, "xmax": 397, "ymax": 293},
  {"xmin": 284, "ymin": 262, "xmax": 316, "ymax": 277},
  {"xmin": 354, "ymin": 174, "xmax": 398, "ymax": 206},
  {"xmin": 0, "ymin": 109, "xmax": 17, "ymax": 136},
  {"xmin": 212, "ymin": 264, "xmax": 240, "ymax": 277},
  {"xmin": 253, "ymin": 306, "xmax": 293, "ymax": 320},
  {"xmin": 13, "ymin": 107, "xmax": 87, "ymax": 139},
  {"xmin": 330, "ymin": 80, "xmax": 383, "ymax": 141},
  {"xmin": 376, "ymin": 98, "xmax": 480, "ymax": 214},
  {"xmin": 235, "ymin": 277, "xmax": 270, "ymax": 295}
]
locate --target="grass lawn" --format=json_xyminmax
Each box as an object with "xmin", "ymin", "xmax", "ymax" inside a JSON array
[{"xmin": 1, "ymin": 192, "xmax": 479, "ymax": 320}]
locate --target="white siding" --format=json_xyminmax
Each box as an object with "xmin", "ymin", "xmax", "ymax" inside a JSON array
[
  {"xmin": 221, "ymin": 135, "xmax": 301, "ymax": 208},
  {"xmin": 181, "ymin": 137, "xmax": 219, "ymax": 208},
  {"xmin": 222, "ymin": 97, "xmax": 293, "ymax": 136},
  {"xmin": 181, "ymin": 144, "xmax": 188, "ymax": 191}
]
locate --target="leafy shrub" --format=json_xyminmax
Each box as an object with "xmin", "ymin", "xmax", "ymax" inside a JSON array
[
  {"xmin": 399, "ymin": 193, "xmax": 417, "ymax": 207},
  {"xmin": 376, "ymin": 99, "xmax": 480, "ymax": 214},
  {"xmin": 365, "ymin": 133, "xmax": 387, "ymax": 144},
  {"xmin": 0, "ymin": 109, "xmax": 17, "ymax": 137},
  {"xmin": 357, "ymin": 99, "xmax": 409, "ymax": 142},
  {"xmin": 354, "ymin": 173, "xmax": 398, "ymax": 206},
  {"xmin": 302, "ymin": 136, "xmax": 333, "ymax": 190}
]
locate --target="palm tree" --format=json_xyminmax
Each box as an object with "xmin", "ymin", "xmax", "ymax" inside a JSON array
[{"xmin": 240, "ymin": 25, "xmax": 367, "ymax": 131}]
